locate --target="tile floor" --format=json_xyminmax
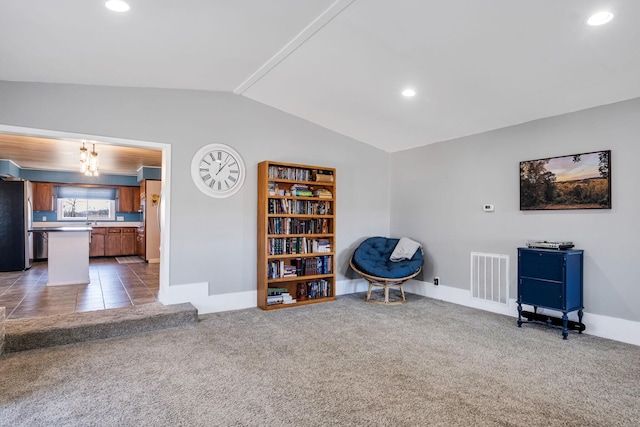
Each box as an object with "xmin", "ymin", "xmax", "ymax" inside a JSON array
[{"xmin": 0, "ymin": 257, "xmax": 159, "ymax": 320}]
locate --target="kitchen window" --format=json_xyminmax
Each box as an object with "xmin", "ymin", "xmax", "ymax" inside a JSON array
[{"xmin": 56, "ymin": 186, "xmax": 116, "ymax": 221}]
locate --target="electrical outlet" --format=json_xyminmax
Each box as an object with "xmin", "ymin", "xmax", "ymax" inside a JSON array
[
  {"xmin": 434, "ymin": 276, "xmax": 439, "ymax": 286},
  {"xmin": 42, "ymin": 216, "xmax": 47, "ymax": 221}
]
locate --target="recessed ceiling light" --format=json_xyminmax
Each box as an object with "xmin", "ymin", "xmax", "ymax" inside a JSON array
[
  {"xmin": 402, "ymin": 89, "xmax": 416, "ymax": 97},
  {"xmin": 105, "ymin": 0, "xmax": 130, "ymax": 12},
  {"xmin": 587, "ymin": 11, "xmax": 614, "ymax": 26}
]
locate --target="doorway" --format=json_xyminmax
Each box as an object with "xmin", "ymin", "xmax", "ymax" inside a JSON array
[{"xmin": 0, "ymin": 123, "xmax": 172, "ymax": 304}]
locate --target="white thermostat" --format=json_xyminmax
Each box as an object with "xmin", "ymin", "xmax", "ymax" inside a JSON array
[{"xmin": 483, "ymin": 204, "xmax": 495, "ymax": 212}]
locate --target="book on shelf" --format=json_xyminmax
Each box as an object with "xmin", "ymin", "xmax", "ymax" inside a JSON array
[
  {"xmin": 313, "ymin": 189, "xmax": 332, "ymax": 199},
  {"xmin": 283, "ymin": 265, "xmax": 298, "ymax": 277},
  {"xmin": 268, "ymin": 287, "xmax": 289, "ymax": 296},
  {"xmin": 267, "ymin": 292, "xmax": 297, "ymax": 305},
  {"xmin": 305, "ymin": 279, "xmax": 332, "ymax": 299}
]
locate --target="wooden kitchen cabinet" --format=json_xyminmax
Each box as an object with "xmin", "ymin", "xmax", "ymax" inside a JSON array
[
  {"xmin": 106, "ymin": 228, "xmax": 122, "ymax": 256},
  {"xmin": 117, "ymin": 186, "xmax": 140, "ymax": 213},
  {"xmin": 33, "ymin": 182, "xmax": 54, "ymax": 211},
  {"xmin": 89, "ymin": 228, "xmax": 106, "ymax": 257},
  {"xmin": 105, "ymin": 227, "xmax": 137, "ymax": 256},
  {"xmin": 121, "ymin": 228, "xmax": 136, "ymax": 255},
  {"xmin": 133, "ymin": 189, "xmax": 140, "ymax": 213}
]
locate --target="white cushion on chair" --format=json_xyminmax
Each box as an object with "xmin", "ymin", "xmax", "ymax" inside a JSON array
[{"xmin": 389, "ymin": 237, "xmax": 422, "ymax": 262}]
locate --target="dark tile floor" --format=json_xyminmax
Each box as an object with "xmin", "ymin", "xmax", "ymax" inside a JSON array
[{"xmin": 0, "ymin": 257, "xmax": 159, "ymax": 320}]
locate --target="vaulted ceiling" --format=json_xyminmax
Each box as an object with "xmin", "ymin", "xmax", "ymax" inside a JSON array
[{"xmin": 1, "ymin": 0, "xmax": 640, "ymax": 173}]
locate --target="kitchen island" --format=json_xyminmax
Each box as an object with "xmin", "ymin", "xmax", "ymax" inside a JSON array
[{"xmin": 30, "ymin": 227, "xmax": 92, "ymax": 286}]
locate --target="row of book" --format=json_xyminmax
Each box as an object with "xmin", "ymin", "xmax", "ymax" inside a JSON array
[
  {"xmin": 296, "ymin": 279, "xmax": 332, "ymax": 300},
  {"xmin": 268, "ymin": 166, "xmax": 314, "ymax": 181},
  {"xmin": 267, "ymin": 183, "xmax": 333, "ymax": 199},
  {"xmin": 268, "ymin": 166, "xmax": 335, "ymax": 183},
  {"xmin": 267, "ymin": 281, "xmax": 333, "ymax": 303},
  {"xmin": 267, "ymin": 217, "xmax": 330, "ymax": 235},
  {"xmin": 268, "ymin": 237, "xmax": 331, "ymax": 255},
  {"xmin": 267, "ymin": 256, "xmax": 333, "ymax": 279},
  {"xmin": 268, "ymin": 199, "xmax": 331, "ymax": 215}
]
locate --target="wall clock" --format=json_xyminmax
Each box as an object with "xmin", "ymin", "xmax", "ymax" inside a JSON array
[{"xmin": 190, "ymin": 143, "xmax": 246, "ymax": 198}]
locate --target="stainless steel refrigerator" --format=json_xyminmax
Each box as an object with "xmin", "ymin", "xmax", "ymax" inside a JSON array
[{"xmin": 0, "ymin": 178, "xmax": 33, "ymax": 271}]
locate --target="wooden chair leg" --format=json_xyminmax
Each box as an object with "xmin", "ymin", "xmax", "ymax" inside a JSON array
[
  {"xmin": 400, "ymin": 284, "xmax": 406, "ymax": 302},
  {"xmin": 366, "ymin": 282, "xmax": 373, "ymax": 301},
  {"xmin": 384, "ymin": 285, "xmax": 389, "ymax": 304}
]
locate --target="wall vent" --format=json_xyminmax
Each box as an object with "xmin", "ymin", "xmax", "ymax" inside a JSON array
[{"xmin": 470, "ymin": 252, "xmax": 509, "ymax": 305}]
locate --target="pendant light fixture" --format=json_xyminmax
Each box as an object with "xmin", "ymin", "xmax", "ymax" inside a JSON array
[{"xmin": 80, "ymin": 142, "xmax": 99, "ymax": 177}]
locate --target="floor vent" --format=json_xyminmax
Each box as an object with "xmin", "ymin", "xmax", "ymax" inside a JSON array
[{"xmin": 470, "ymin": 252, "xmax": 509, "ymax": 305}]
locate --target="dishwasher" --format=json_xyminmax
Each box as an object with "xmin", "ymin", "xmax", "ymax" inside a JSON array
[{"xmin": 34, "ymin": 231, "xmax": 48, "ymax": 260}]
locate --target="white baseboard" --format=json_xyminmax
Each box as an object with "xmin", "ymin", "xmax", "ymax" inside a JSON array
[
  {"xmin": 403, "ymin": 279, "xmax": 640, "ymax": 347},
  {"xmin": 336, "ymin": 278, "xmax": 368, "ymax": 295}
]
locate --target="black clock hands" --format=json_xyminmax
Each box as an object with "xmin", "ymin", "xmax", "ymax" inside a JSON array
[{"xmin": 216, "ymin": 154, "xmax": 231, "ymax": 175}]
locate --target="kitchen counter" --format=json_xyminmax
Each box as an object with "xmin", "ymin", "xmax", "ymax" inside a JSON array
[
  {"xmin": 32, "ymin": 222, "xmax": 141, "ymax": 228},
  {"xmin": 30, "ymin": 226, "xmax": 93, "ymax": 232},
  {"xmin": 32, "ymin": 227, "xmax": 91, "ymax": 286}
]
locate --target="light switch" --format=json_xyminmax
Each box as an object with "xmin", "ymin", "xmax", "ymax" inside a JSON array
[{"xmin": 483, "ymin": 204, "xmax": 494, "ymax": 212}]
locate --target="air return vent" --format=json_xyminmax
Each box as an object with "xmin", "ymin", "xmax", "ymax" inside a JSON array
[{"xmin": 470, "ymin": 252, "xmax": 509, "ymax": 305}]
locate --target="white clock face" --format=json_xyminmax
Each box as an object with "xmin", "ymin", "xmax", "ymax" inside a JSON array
[{"xmin": 190, "ymin": 143, "xmax": 246, "ymax": 198}]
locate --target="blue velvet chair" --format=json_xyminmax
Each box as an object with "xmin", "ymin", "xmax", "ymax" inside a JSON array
[{"xmin": 349, "ymin": 237, "xmax": 424, "ymax": 304}]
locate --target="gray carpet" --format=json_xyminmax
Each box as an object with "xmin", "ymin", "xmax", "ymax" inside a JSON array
[{"xmin": 1, "ymin": 293, "xmax": 638, "ymax": 426}]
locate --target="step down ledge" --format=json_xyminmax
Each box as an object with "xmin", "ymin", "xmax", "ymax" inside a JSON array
[{"xmin": 3, "ymin": 302, "xmax": 198, "ymax": 354}]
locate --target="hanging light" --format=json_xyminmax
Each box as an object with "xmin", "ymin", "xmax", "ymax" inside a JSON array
[
  {"xmin": 80, "ymin": 142, "xmax": 99, "ymax": 176},
  {"xmin": 80, "ymin": 142, "xmax": 88, "ymax": 163}
]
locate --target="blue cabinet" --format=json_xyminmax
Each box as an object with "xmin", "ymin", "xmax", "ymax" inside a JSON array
[{"xmin": 517, "ymin": 247, "xmax": 584, "ymax": 339}]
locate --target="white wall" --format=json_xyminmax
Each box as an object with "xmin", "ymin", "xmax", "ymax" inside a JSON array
[
  {"xmin": 0, "ymin": 81, "xmax": 390, "ymax": 304},
  {"xmin": 390, "ymin": 97, "xmax": 640, "ymax": 323}
]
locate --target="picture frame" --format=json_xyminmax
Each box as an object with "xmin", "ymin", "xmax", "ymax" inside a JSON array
[{"xmin": 520, "ymin": 150, "xmax": 611, "ymax": 210}]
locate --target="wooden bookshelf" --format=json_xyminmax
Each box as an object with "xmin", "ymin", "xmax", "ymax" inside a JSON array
[{"xmin": 257, "ymin": 161, "xmax": 336, "ymax": 310}]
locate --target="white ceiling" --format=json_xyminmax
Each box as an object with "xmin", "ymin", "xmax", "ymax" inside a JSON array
[{"xmin": 2, "ymin": 0, "xmax": 640, "ymax": 154}]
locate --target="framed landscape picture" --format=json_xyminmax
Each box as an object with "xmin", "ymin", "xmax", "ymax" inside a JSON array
[{"xmin": 520, "ymin": 150, "xmax": 611, "ymax": 210}]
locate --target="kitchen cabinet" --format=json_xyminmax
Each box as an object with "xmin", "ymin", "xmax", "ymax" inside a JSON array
[
  {"xmin": 33, "ymin": 182, "xmax": 54, "ymax": 211},
  {"xmin": 105, "ymin": 227, "xmax": 137, "ymax": 256},
  {"xmin": 89, "ymin": 228, "xmax": 106, "ymax": 257},
  {"xmin": 133, "ymin": 189, "xmax": 140, "ymax": 213},
  {"xmin": 117, "ymin": 186, "xmax": 140, "ymax": 213},
  {"xmin": 121, "ymin": 228, "xmax": 136, "ymax": 255},
  {"xmin": 105, "ymin": 228, "xmax": 122, "ymax": 256}
]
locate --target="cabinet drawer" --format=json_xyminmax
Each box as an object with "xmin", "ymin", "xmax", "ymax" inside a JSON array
[
  {"xmin": 519, "ymin": 278, "xmax": 564, "ymax": 310},
  {"xmin": 519, "ymin": 250, "xmax": 564, "ymax": 282},
  {"xmin": 108, "ymin": 228, "xmax": 122, "ymax": 233},
  {"xmin": 91, "ymin": 228, "xmax": 106, "ymax": 235}
]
